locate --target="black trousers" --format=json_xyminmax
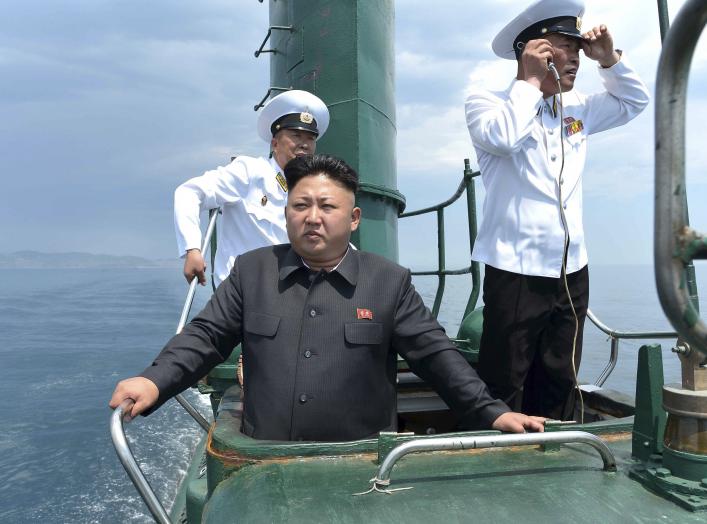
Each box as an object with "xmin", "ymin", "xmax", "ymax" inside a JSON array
[{"xmin": 477, "ymin": 265, "xmax": 589, "ymax": 420}]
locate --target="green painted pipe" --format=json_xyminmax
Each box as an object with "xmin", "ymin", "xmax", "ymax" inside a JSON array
[{"xmin": 266, "ymin": 0, "xmax": 404, "ymax": 262}]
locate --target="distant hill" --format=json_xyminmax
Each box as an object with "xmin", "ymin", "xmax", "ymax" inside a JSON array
[{"xmin": 0, "ymin": 251, "xmax": 179, "ymax": 269}]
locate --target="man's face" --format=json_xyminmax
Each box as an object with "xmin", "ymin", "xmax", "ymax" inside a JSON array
[
  {"xmin": 542, "ymin": 33, "xmax": 581, "ymax": 94},
  {"xmin": 285, "ymin": 173, "xmax": 360, "ymax": 265},
  {"xmin": 271, "ymin": 129, "xmax": 317, "ymax": 169}
]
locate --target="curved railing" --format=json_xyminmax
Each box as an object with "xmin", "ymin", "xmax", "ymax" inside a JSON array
[
  {"xmin": 110, "ymin": 208, "xmax": 219, "ymax": 520},
  {"xmin": 360, "ymin": 431, "xmax": 616, "ymax": 494},
  {"xmin": 110, "ymin": 400, "xmax": 171, "ymax": 524},
  {"xmin": 654, "ymin": 0, "xmax": 707, "ymax": 358},
  {"xmin": 586, "ymin": 309, "xmax": 677, "ymax": 386},
  {"xmin": 172, "ymin": 208, "xmax": 220, "ymax": 432}
]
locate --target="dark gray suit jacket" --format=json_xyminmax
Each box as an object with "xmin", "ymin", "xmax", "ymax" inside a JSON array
[{"xmin": 141, "ymin": 245, "xmax": 508, "ymax": 441}]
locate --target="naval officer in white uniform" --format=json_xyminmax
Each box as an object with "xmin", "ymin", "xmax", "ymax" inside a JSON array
[
  {"xmin": 174, "ymin": 90, "xmax": 330, "ymax": 286},
  {"xmin": 465, "ymin": 0, "xmax": 649, "ymax": 419}
]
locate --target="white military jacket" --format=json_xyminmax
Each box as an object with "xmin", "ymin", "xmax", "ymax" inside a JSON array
[
  {"xmin": 465, "ymin": 57, "xmax": 649, "ymax": 277},
  {"xmin": 174, "ymin": 156, "xmax": 289, "ymax": 285}
]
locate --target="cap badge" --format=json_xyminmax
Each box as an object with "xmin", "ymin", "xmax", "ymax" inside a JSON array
[
  {"xmin": 576, "ymin": 17, "xmax": 582, "ymax": 31},
  {"xmin": 357, "ymin": 308, "xmax": 374, "ymax": 320},
  {"xmin": 300, "ymin": 111, "xmax": 313, "ymax": 124},
  {"xmin": 261, "ymin": 195, "xmax": 268, "ymax": 206},
  {"xmin": 276, "ymin": 173, "xmax": 288, "ymax": 192}
]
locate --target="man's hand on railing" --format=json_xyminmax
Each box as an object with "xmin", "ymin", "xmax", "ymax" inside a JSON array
[
  {"xmin": 109, "ymin": 377, "xmax": 159, "ymax": 419},
  {"xmin": 492, "ymin": 412, "xmax": 546, "ymax": 433},
  {"xmin": 183, "ymin": 248, "xmax": 207, "ymax": 285}
]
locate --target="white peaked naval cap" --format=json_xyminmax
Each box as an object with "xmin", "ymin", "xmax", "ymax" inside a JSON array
[
  {"xmin": 492, "ymin": 0, "xmax": 585, "ymax": 60},
  {"xmin": 257, "ymin": 89, "xmax": 330, "ymax": 142}
]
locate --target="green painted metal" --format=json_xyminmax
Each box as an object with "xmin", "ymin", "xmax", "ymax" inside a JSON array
[
  {"xmin": 541, "ymin": 421, "xmax": 566, "ymax": 453},
  {"xmin": 462, "ymin": 159, "xmax": 482, "ymax": 319},
  {"xmin": 626, "ymin": 345, "xmax": 707, "ymax": 506},
  {"xmin": 201, "ymin": 434, "xmax": 707, "ymax": 523},
  {"xmin": 678, "ymin": 230, "xmax": 707, "ymax": 266},
  {"xmin": 664, "ymin": 447, "xmax": 707, "ymax": 482},
  {"xmin": 266, "ymin": 0, "xmax": 400, "ymax": 261},
  {"xmin": 453, "ymin": 306, "xmax": 483, "ymax": 364},
  {"xmin": 168, "ymin": 435, "xmax": 209, "ymax": 524},
  {"xmin": 433, "ymin": 208, "xmax": 445, "ymax": 316},
  {"xmin": 632, "ymin": 344, "xmax": 667, "ymax": 462},
  {"xmin": 199, "ymin": 347, "xmax": 241, "ymax": 416},
  {"xmin": 657, "ymin": 0, "xmax": 670, "ymax": 42},
  {"xmin": 630, "ymin": 453, "xmax": 707, "ymax": 511}
]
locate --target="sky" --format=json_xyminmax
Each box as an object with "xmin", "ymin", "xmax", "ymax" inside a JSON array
[{"xmin": 2, "ymin": 0, "xmax": 705, "ymax": 269}]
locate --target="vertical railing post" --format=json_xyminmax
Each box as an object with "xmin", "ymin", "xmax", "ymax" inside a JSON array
[
  {"xmin": 432, "ymin": 208, "xmax": 446, "ymax": 318},
  {"xmin": 656, "ymin": 0, "xmax": 670, "ymax": 43},
  {"xmin": 654, "ymin": 0, "xmax": 707, "ymax": 357},
  {"xmin": 462, "ymin": 159, "xmax": 481, "ymax": 318}
]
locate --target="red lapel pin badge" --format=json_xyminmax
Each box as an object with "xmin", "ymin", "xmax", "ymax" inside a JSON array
[{"xmin": 356, "ymin": 308, "xmax": 373, "ymax": 320}]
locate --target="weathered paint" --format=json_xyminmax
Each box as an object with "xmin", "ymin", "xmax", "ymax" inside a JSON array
[{"xmin": 201, "ymin": 436, "xmax": 706, "ymax": 523}]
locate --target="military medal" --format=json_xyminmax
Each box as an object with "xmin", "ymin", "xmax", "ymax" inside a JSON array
[{"xmin": 564, "ymin": 117, "xmax": 584, "ymax": 137}]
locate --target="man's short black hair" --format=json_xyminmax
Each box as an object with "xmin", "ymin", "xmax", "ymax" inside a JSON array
[{"xmin": 284, "ymin": 154, "xmax": 359, "ymax": 194}]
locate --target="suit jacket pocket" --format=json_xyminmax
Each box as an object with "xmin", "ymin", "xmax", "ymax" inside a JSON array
[
  {"xmin": 345, "ymin": 322, "xmax": 383, "ymax": 345},
  {"xmin": 244, "ymin": 312, "xmax": 281, "ymax": 337}
]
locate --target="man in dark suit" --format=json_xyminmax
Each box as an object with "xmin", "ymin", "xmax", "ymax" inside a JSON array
[{"xmin": 110, "ymin": 154, "xmax": 544, "ymax": 441}]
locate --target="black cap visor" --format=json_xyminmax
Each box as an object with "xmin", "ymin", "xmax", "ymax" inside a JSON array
[
  {"xmin": 513, "ymin": 16, "xmax": 584, "ymax": 59},
  {"xmin": 271, "ymin": 113, "xmax": 319, "ymax": 137}
]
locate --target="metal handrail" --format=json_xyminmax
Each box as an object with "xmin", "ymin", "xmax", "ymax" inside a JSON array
[
  {"xmin": 656, "ymin": 0, "xmax": 670, "ymax": 42},
  {"xmin": 253, "ymin": 86, "xmax": 291, "ymax": 111},
  {"xmin": 368, "ymin": 431, "xmax": 616, "ymax": 491},
  {"xmin": 399, "ymin": 169, "xmax": 471, "ymax": 218},
  {"xmin": 399, "ymin": 159, "xmax": 482, "ymax": 318},
  {"xmin": 654, "ymin": 0, "xmax": 707, "ymax": 358},
  {"xmin": 586, "ymin": 308, "xmax": 678, "ymax": 386},
  {"xmin": 175, "ymin": 208, "xmax": 220, "ymax": 332},
  {"xmin": 172, "ymin": 208, "xmax": 221, "ymax": 433},
  {"xmin": 109, "ymin": 209, "xmax": 220, "ymax": 520},
  {"xmin": 253, "ymin": 25, "xmax": 293, "ymax": 58},
  {"xmin": 111, "ymin": 400, "xmax": 171, "ymax": 524}
]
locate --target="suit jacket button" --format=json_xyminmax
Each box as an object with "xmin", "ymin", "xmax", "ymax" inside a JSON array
[
  {"xmin": 299, "ymin": 394, "xmax": 308, "ymax": 404},
  {"xmin": 304, "ymin": 350, "xmax": 312, "ymax": 358}
]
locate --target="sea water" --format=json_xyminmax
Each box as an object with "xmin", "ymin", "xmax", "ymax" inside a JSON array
[{"xmin": 0, "ymin": 264, "xmax": 704, "ymax": 523}]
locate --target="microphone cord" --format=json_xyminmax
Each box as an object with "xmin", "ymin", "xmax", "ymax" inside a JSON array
[{"xmin": 549, "ymin": 63, "xmax": 584, "ymax": 424}]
